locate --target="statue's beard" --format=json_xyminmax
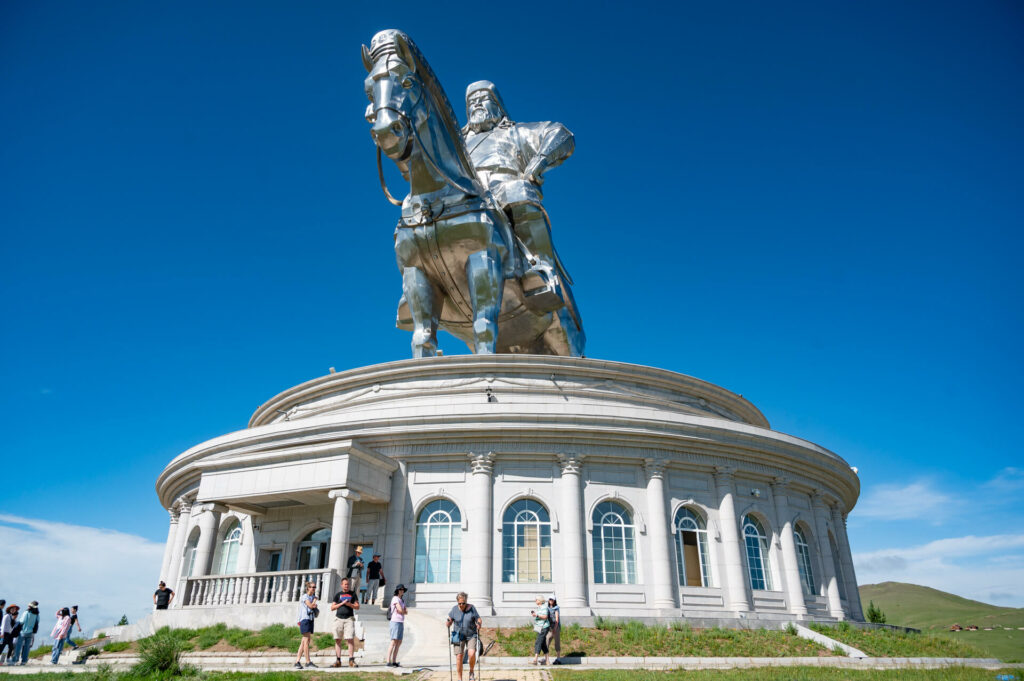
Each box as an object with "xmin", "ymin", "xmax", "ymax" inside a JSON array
[{"xmin": 469, "ymin": 109, "xmax": 499, "ymax": 133}]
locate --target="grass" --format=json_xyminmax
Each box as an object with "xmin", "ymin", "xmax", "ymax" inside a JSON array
[
  {"xmin": 104, "ymin": 641, "xmax": 132, "ymax": 653},
  {"xmin": 96, "ymin": 625, "xmax": 338, "ymax": 656},
  {"xmin": 810, "ymin": 622, "xmax": 986, "ymax": 658},
  {"xmin": 484, "ymin": 621, "xmax": 833, "ymax": 657},
  {"xmin": 3, "ymin": 673, "xmax": 393, "ymax": 681},
  {"xmin": 551, "ymin": 670, "xmax": 1024, "ymax": 681}
]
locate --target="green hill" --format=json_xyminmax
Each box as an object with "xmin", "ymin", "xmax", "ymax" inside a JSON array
[{"xmin": 860, "ymin": 582, "xmax": 1024, "ymax": 662}]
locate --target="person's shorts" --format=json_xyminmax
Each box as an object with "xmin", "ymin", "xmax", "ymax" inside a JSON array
[
  {"xmin": 299, "ymin": 619, "xmax": 314, "ymax": 635},
  {"xmin": 333, "ymin": 617, "xmax": 355, "ymax": 640},
  {"xmin": 389, "ymin": 621, "xmax": 404, "ymax": 640},
  {"xmin": 453, "ymin": 634, "xmax": 479, "ymax": 656}
]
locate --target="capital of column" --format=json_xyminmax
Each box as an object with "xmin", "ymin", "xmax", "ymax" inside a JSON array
[
  {"xmin": 811, "ymin": 489, "xmax": 836, "ymax": 510},
  {"xmin": 328, "ymin": 488, "xmax": 361, "ymax": 502},
  {"xmin": 644, "ymin": 458, "xmax": 668, "ymax": 480},
  {"xmin": 713, "ymin": 466, "xmax": 735, "ymax": 486},
  {"xmin": 176, "ymin": 497, "xmax": 194, "ymax": 514},
  {"xmin": 770, "ymin": 476, "xmax": 790, "ymax": 495},
  {"xmin": 557, "ymin": 453, "xmax": 585, "ymax": 475},
  {"xmin": 193, "ymin": 502, "xmax": 228, "ymax": 514},
  {"xmin": 468, "ymin": 451, "xmax": 495, "ymax": 475},
  {"xmin": 167, "ymin": 508, "xmax": 180, "ymax": 524}
]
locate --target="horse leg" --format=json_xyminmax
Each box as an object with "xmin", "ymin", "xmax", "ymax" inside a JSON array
[
  {"xmin": 466, "ymin": 247, "xmax": 504, "ymax": 354},
  {"xmin": 402, "ymin": 266, "xmax": 443, "ymax": 358}
]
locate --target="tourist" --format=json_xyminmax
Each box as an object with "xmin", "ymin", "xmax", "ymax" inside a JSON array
[
  {"xmin": 1, "ymin": 604, "xmax": 19, "ymax": 665},
  {"xmin": 364, "ymin": 553, "xmax": 383, "ymax": 604},
  {"xmin": 386, "ymin": 584, "xmax": 407, "ymax": 667},
  {"xmin": 329, "ymin": 576, "xmax": 360, "ymax": 668},
  {"xmin": 545, "ymin": 594, "xmax": 561, "ymax": 663},
  {"xmin": 294, "ymin": 581, "xmax": 318, "ymax": 669},
  {"xmin": 66, "ymin": 606, "xmax": 82, "ymax": 650},
  {"xmin": 529, "ymin": 595, "xmax": 550, "ymax": 665},
  {"xmin": 154, "ymin": 581, "xmax": 175, "ymax": 610},
  {"xmin": 50, "ymin": 608, "xmax": 72, "ymax": 664},
  {"xmin": 13, "ymin": 601, "xmax": 40, "ymax": 666},
  {"xmin": 346, "ymin": 546, "xmax": 364, "ymax": 601},
  {"xmin": 446, "ymin": 591, "xmax": 481, "ymax": 681}
]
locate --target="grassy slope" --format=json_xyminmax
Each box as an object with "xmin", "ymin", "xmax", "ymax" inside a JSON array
[{"xmin": 860, "ymin": 582, "xmax": 1024, "ymax": 662}]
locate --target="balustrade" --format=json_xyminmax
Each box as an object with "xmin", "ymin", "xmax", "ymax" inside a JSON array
[{"xmin": 181, "ymin": 569, "xmax": 334, "ymax": 607}]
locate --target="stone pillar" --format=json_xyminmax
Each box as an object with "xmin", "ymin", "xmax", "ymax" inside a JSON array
[
  {"xmin": 159, "ymin": 507, "xmax": 180, "ymax": 583},
  {"xmin": 832, "ymin": 506, "xmax": 864, "ymax": 621},
  {"xmin": 812, "ymin": 492, "xmax": 844, "ymax": 619},
  {"xmin": 190, "ymin": 503, "xmax": 225, "ymax": 577},
  {"xmin": 771, "ymin": 478, "xmax": 808, "ymax": 618},
  {"xmin": 382, "ymin": 462, "xmax": 408, "ymax": 607},
  {"xmin": 466, "ymin": 452, "xmax": 495, "ymax": 612},
  {"xmin": 328, "ymin": 489, "xmax": 360, "ymax": 594},
  {"xmin": 166, "ymin": 498, "xmax": 194, "ymax": 587},
  {"xmin": 644, "ymin": 459, "xmax": 676, "ymax": 609},
  {"xmin": 714, "ymin": 467, "xmax": 749, "ymax": 613},
  {"xmin": 241, "ymin": 515, "xmax": 258, "ymax": 573},
  {"xmin": 557, "ymin": 454, "xmax": 588, "ymax": 610}
]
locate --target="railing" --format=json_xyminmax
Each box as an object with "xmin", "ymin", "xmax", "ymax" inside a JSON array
[{"xmin": 181, "ymin": 569, "xmax": 335, "ymax": 607}]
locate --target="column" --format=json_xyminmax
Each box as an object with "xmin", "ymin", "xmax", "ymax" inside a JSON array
[
  {"xmin": 328, "ymin": 489, "xmax": 360, "ymax": 594},
  {"xmin": 466, "ymin": 452, "xmax": 495, "ymax": 612},
  {"xmin": 644, "ymin": 459, "xmax": 676, "ymax": 609},
  {"xmin": 714, "ymin": 467, "xmax": 749, "ymax": 613},
  {"xmin": 771, "ymin": 478, "xmax": 808, "ymax": 617},
  {"xmin": 382, "ymin": 461, "xmax": 408, "ymax": 607},
  {"xmin": 812, "ymin": 491, "xmax": 844, "ymax": 619},
  {"xmin": 832, "ymin": 506, "xmax": 864, "ymax": 621},
  {"xmin": 557, "ymin": 454, "xmax": 588, "ymax": 610},
  {"xmin": 166, "ymin": 497, "xmax": 194, "ymax": 588},
  {"xmin": 159, "ymin": 507, "xmax": 180, "ymax": 583},
  {"xmin": 190, "ymin": 503, "xmax": 224, "ymax": 577},
  {"xmin": 241, "ymin": 515, "xmax": 258, "ymax": 573}
]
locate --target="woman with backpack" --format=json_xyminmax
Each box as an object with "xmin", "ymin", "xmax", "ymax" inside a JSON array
[{"xmin": 0, "ymin": 604, "xmax": 19, "ymax": 664}]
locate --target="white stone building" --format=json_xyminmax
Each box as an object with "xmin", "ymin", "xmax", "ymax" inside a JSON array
[{"xmin": 154, "ymin": 355, "xmax": 863, "ymax": 628}]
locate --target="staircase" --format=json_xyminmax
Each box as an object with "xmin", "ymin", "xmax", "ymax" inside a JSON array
[{"xmin": 355, "ymin": 603, "xmax": 392, "ymax": 664}]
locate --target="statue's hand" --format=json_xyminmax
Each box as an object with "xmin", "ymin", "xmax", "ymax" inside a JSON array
[{"xmin": 525, "ymin": 158, "xmax": 547, "ymax": 186}]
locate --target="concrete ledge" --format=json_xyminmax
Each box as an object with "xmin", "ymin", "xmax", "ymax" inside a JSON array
[{"xmin": 794, "ymin": 622, "xmax": 867, "ymax": 658}]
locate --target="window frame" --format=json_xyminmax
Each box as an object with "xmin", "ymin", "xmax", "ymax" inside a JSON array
[
  {"xmin": 742, "ymin": 514, "xmax": 774, "ymax": 591},
  {"xmin": 591, "ymin": 500, "xmax": 637, "ymax": 585},
  {"xmin": 415, "ymin": 498, "xmax": 462, "ymax": 584},
  {"xmin": 673, "ymin": 506, "xmax": 712, "ymax": 587},
  {"xmin": 501, "ymin": 498, "xmax": 553, "ymax": 583}
]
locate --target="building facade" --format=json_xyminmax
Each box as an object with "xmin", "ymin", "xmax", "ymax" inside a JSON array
[{"xmin": 154, "ymin": 355, "xmax": 863, "ymax": 627}]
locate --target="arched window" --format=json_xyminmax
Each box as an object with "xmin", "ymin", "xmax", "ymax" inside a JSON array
[
  {"xmin": 182, "ymin": 528, "xmax": 200, "ymax": 579},
  {"xmin": 742, "ymin": 514, "xmax": 773, "ymax": 591},
  {"xmin": 297, "ymin": 528, "xmax": 331, "ymax": 570},
  {"xmin": 794, "ymin": 527, "xmax": 815, "ymax": 595},
  {"xmin": 673, "ymin": 507, "xmax": 711, "ymax": 587},
  {"xmin": 415, "ymin": 499, "xmax": 461, "ymax": 583},
  {"xmin": 502, "ymin": 499, "xmax": 552, "ymax": 583},
  {"xmin": 216, "ymin": 520, "xmax": 242, "ymax": 575},
  {"xmin": 592, "ymin": 500, "xmax": 636, "ymax": 584}
]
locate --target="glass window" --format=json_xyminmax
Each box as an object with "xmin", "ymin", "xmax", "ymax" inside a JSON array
[
  {"xmin": 297, "ymin": 528, "xmax": 331, "ymax": 570},
  {"xmin": 502, "ymin": 499, "xmax": 552, "ymax": 583},
  {"xmin": 673, "ymin": 507, "xmax": 711, "ymax": 587},
  {"xmin": 591, "ymin": 500, "xmax": 636, "ymax": 584},
  {"xmin": 182, "ymin": 528, "xmax": 200, "ymax": 579},
  {"xmin": 794, "ymin": 527, "xmax": 816, "ymax": 595},
  {"xmin": 216, "ymin": 520, "xmax": 242, "ymax": 575},
  {"xmin": 415, "ymin": 499, "xmax": 462, "ymax": 583},
  {"xmin": 742, "ymin": 514, "xmax": 773, "ymax": 591}
]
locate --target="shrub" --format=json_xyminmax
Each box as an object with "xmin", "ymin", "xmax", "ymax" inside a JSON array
[
  {"xmin": 98, "ymin": 633, "xmax": 108, "ymax": 640},
  {"xmin": 785, "ymin": 623, "xmax": 798, "ymax": 636},
  {"xmin": 118, "ymin": 615, "xmax": 129, "ymax": 626},
  {"xmin": 133, "ymin": 628, "xmax": 189, "ymax": 676},
  {"xmin": 866, "ymin": 600, "xmax": 887, "ymax": 624}
]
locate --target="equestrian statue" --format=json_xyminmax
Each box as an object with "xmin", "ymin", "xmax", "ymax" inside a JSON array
[{"xmin": 363, "ymin": 29, "xmax": 585, "ymax": 358}]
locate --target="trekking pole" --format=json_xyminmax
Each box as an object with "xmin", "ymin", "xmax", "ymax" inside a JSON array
[{"xmin": 447, "ymin": 623, "xmax": 453, "ymax": 681}]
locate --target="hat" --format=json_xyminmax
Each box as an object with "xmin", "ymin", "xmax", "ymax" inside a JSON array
[
  {"xmin": 373, "ymin": 553, "xmax": 381, "ymax": 558},
  {"xmin": 393, "ymin": 584, "xmax": 407, "ymax": 594},
  {"xmin": 547, "ymin": 593, "xmax": 557, "ymax": 601},
  {"xmin": 29, "ymin": 601, "xmax": 38, "ymax": 607},
  {"xmin": 355, "ymin": 546, "xmax": 363, "ymax": 552}
]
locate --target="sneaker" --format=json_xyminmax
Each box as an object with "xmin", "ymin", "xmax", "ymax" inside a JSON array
[
  {"xmin": 294, "ymin": 663, "xmax": 303, "ymax": 669},
  {"xmin": 552, "ymin": 659, "xmax": 562, "ymax": 665},
  {"xmin": 305, "ymin": 661, "xmax": 317, "ymax": 668},
  {"xmin": 469, "ymin": 673, "xmax": 475, "ymax": 681}
]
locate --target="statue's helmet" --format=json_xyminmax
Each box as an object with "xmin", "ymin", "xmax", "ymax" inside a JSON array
[{"xmin": 465, "ymin": 80, "xmax": 509, "ymax": 121}]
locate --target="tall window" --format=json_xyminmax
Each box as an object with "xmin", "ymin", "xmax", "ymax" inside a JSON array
[
  {"xmin": 182, "ymin": 528, "xmax": 200, "ymax": 578},
  {"xmin": 415, "ymin": 499, "xmax": 462, "ymax": 583},
  {"xmin": 673, "ymin": 507, "xmax": 711, "ymax": 587},
  {"xmin": 794, "ymin": 527, "xmax": 815, "ymax": 595},
  {"xmin": 592, "ymin": 500, "xmax": 636, "ymax": 584},
  {"xmin": 297, "ymin": 528, "xmax": 331, "ymax": 570},
  {"xmin": 217, "ymin": 520, "xmax": 242, "ymax": 575},
  {"xmin": 742, "ymin": 514, "xmax": 773, "ymax": 591},
  {"xmin": 502, "ymin": 499, "xmax": 552, "ymax": 583}
]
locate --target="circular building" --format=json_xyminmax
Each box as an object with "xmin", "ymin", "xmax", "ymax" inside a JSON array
[{"xmin": 155, "ymin": 355, "xmax": 863, "ymax": 627}]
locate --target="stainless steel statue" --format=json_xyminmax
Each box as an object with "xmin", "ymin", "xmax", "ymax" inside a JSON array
[{"xmin": 363, "ymin": 29, "xmax": 584, "ymax": 358}]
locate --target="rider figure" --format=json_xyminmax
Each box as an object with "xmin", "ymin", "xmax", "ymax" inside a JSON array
[{"xmin": 462, "ymin": 81, "xmax": 575, "ymax": 311}]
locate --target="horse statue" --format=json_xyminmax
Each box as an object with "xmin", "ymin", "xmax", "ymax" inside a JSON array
[{"xmin": 362, "ymin": 29, "xmax": 585, "ymax": 358}]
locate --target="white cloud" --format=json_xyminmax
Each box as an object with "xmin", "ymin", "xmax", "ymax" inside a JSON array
[
  {"xmin": 0, "ymin": 514, "xmax": 164, "ymax": 639},
  {"xmin": 854, "ymin": 533, "xmax": 1024, "ymax": 608},
  {"xmin": 855, "ymin": 481, "xmax": 952, "ymax": 520},
  {"xmin": 982, "ymin": 467, "xmax": 1024, "ymax": 495}
]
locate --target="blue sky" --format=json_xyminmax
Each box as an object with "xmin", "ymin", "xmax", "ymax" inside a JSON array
[{"xmin": 1, "ymin": 0, "xmax": 1022, "ymax": 626}]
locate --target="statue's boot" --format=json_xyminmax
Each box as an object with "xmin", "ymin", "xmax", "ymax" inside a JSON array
[
  {"xmin": 511, "ymin": 206, "xmax": 564, "ymax": 313},
  {"xmin": 466, "ymin": 247, "xmax": 504, "ymax": 354},
  {"xmin": 402, "ymin": 266, "xmax": 442, "ymax": 358}
]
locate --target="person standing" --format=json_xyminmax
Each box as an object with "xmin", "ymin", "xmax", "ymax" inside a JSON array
[
  {"xmin": 329, "ymin": 577, "xmax": 360, "ymax": 668},
  {"xmin": 364, "ymin": 553, "xmax": 383, "ymax": 604},
  {"xmin": 50, "ymin": 608, "xmax": 72, "ymax": 664},
  {"xmin": 0, "ymin": 604, "xmax": 19, "ymax": 665},
  {"xmin": 545, "ymin": 594, "xmax": 561, "ymax": 663},
  {"xmin": 529, "ymin": 595, "xmax": 550, "ymax": 665},
  {"xmin": 385, "ymin": 584, "xmax": 407, "ymax": 668},
  {"xmin": 65, "ymin": 606, "xmax": 82, "ymax": 650},
  {"xmin": 346, "ymin": 547, "xmax": 364, "ymax": 602},
  {"xmin": 446, "ymin": 592, "xmax": 482, "ymax": 681},
  {"xmin": 13, "ymin": 601, "xmax": 40, "ymax": 666},
  {"xmin": 154, "ymin": 582, "xmax": 175, "ymax": 610},
  {"xmin": 294, "ymin": 581, "xmax": 318, "ymax": 669}
]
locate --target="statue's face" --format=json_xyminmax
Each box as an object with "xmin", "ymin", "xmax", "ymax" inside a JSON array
[{"xmin": 467, "ymin": 91, "xmax": 502, "ymax": 132}]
